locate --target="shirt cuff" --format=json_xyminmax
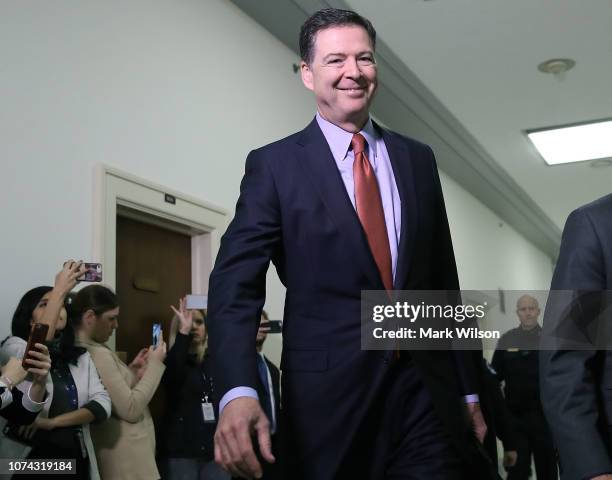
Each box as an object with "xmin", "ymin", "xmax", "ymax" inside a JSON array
[
  {"xmin": 83, "ymin": 400, "xmax": 109, "ymax": 423},
  {"xmin": 219, "ymin": 387, "xmax": 259, "ymax": 417},
  {"xmin": 22, "ymin": 383, "xmax": 47, "ymax": 413},
  {"xmin": 463, "ymin": 393, "xmax": 480, "ymax": 404}
]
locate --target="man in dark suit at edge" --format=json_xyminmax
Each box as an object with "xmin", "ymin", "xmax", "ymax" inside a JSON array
[
  {"xmin": 207, "ymin": 8, "xmax": 490, "ymax": 480},
  {"xmin": 540, "ymin": 193, "xmax": 612, "ymax": 480}
]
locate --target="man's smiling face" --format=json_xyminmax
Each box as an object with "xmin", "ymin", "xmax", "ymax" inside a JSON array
[{"xmin": 301, "ymin": 25, "xmax": 377, "ymax": 131}]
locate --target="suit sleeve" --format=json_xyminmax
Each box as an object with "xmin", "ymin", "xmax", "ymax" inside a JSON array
[
  {"xmin": 539, "ymin": 208, "xmax": 610, "ymax": 479},
  {"xmin": 208, "ymin": 149, "xmax": 282, "ymax": 402},
  {"xmin": 483, "ymin": 365, "xmax": 517, "ymax": 451},
  {"xmin": 428, "ymin": 147, "xmax": 481, "ymax": 396}
]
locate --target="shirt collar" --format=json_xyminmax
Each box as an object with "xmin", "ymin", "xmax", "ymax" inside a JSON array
[{"xmin": 315, "ymin": 112, "xmax": 378, "ymax": 163}]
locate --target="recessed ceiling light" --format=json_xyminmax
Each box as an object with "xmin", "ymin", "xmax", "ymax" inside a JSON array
[
  {"xmin": 526, "ymin": 119, "xmax": 612, "ymax": 165},
  {"xmin": 538, "ymin": 58, "xmax": 576, "ymax": 75},
  {"xmin": 590, "ymin": 159, "xmax": 612, "ymax": 169}
]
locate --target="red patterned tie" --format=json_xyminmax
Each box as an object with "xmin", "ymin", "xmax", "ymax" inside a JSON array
[{"xmin": 352, "ymin": 133, "xmax": 393, "ymax": 292}]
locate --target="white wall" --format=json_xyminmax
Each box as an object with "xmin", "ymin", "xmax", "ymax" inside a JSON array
[
  {"xmin": 442, "ymin": 172, "xmax": 553, "ymax": 291},
  {"xmin": 0, "ymin": 0, "xmax": 309, "ymax": 362},
  {"xmin": 0, "ymin": 0, "xmax": 552, "ymax": 366}
]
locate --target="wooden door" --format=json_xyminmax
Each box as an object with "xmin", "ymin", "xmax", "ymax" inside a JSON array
[{"xmin": 115, "ymin": 215, "xmax": 191, "ymax": 364}]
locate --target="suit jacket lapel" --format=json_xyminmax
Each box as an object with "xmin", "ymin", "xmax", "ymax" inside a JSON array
[
  {"xmin": 296, "ymin": 119, "xmax": 384, "ymax": 289},
  {"xmin": 378, "ymin": 125, "xmax": 418, "ymax": 290}
]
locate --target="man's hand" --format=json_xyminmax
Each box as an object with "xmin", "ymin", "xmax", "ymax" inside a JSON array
[
  {"xmin": 503, "ymin": 450, "xmax": 518, "ymax": 467},
  {"xmin": 465, "ymin": 401, "xmax": 487, "ymax": 443},
  {"xmin": 214, "ymin": 396, "xmax": 275, "ymax": 479},
  {"xmin": 591, "ymin": 476, "xmax": 612, "ymax": 479}
]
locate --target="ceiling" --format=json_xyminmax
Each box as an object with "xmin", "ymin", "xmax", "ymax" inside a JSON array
[
  {"xmin": 232, "ymin": 0, "xmax": 612, "ymax": 257},
  {"xmin": 345, "ymin": 0, "xmax": 612, "ymax": 229}
]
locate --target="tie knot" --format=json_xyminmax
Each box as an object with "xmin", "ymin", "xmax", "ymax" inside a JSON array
[{"xmin": 351, "ymin": 133, "xmax": 367, "ymax": 154}]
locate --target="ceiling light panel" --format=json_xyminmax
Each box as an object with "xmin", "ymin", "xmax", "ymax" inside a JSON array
[{"xmin": 527, "ymin": 119, "xmax": 612, "ymax": 165}]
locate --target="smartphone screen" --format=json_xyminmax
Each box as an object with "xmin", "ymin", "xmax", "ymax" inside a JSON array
[
  {"xmin": 22, "ymin": 323, "xmax": 49, "ymax": 369},
  {"xmin": 152, "ymin": 323, "xmax": 162, "ymax": 347},
  {"xmin": 80, "ymin": 263, "xmax": 103, "ymax": 282}
]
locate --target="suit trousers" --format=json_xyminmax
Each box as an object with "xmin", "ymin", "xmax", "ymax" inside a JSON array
[
  {"xmin": 337, "ymin": 354, "xmax": 465, "ymax": 480},
  {"xmin": 506, "ymin": 410, "xmax": 558, "ymax": 480}
]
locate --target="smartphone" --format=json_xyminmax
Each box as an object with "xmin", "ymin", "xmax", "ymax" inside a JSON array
[
  {"xmin": 264, "ymin": 320, "xmax": 283, "ymax": 334},
  {"xmin": 22, "ymin": 323, "xmax": 49, "ymax": 369},
  {"xmin": 152, "ymin": 323, "xmax": 162, "ymax": 347},
  {"xmin": 79, "ymin": 263, "xmax": 103, "ymax": 282},
  {"xmin": 185, "ymin": 294, "xmax": 207, "ymax": 310}
]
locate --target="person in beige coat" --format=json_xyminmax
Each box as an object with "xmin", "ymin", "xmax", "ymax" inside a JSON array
[{"xmin": 72, "ymin": 285, "xmax": 167, "ymax": 480}]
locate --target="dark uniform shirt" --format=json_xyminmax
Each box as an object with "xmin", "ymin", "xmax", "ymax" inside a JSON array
[{"xmin": 491, "ymin": 325, "xmax": 542, "ymax": 412}]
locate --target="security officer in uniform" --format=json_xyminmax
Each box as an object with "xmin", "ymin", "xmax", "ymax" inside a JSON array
[{"xmin": 491, "ymin": 295, "xmax": 557, "ymax": 480}]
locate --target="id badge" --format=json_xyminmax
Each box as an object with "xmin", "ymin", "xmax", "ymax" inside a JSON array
[{"xmin": 202, "ymin": 398, "xmax": 215, "ymax": 423}]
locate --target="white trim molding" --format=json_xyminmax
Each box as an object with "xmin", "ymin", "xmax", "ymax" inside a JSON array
[{"xmin": 93, "ymin": 164, "xmax": 227, "ymax": 347}]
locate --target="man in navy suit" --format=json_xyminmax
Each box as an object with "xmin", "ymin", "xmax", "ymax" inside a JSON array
[{"xmin": 208, "ymin": 8, "xmax": 489, "ymax": 480}]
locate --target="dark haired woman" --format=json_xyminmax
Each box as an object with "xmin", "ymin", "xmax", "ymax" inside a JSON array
[
  {"xmin": 73, "ymin": 284, "xmax": 167, "ymax": 480},
  {"xmin": 1, "ymin": 263, "xmax": 111, "ymax": 480}
]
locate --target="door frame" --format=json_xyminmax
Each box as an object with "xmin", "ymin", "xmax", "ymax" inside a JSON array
[{"xmin": 93, "ymin": 164, "xmax": 227, "ymax": 348}]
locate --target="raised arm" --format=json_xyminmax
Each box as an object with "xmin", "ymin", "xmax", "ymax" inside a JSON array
[{"xmin": 38, "ymin": 261, "xmax": 86, "ymax": 340}]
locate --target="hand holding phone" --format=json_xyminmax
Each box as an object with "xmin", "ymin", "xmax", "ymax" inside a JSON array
[
  {"xmin": 57, "ymin": 261, "xmax": 87, "ymax": 295},
  {"xmin": 149, "ymin": 339, "xmax": 167, "ymax": 363},
  {"xmin": 22, "ymin": 323, "xmax": 50, "ymax": 369}
]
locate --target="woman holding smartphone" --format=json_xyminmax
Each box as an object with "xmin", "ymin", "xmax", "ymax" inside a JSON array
[
  {"xmin": 158, "ymin": 297, "xmax": 228, "ymax": 480},
  {"xmin": 1, "ymin": 262, "xmax": 112, "ymax": 480},
  {"xmin": 72, "ymin": 285, "xmax": 167, "ymax": 480}
]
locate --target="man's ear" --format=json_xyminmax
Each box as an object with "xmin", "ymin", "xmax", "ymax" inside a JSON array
[{"xmin": 300, "ymin": 61, "xmax": 314, "ymax": 91}]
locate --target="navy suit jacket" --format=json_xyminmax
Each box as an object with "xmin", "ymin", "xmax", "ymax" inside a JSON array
[
  {"xmin": 208, "ymin": 118, "xmax": 485, "ymax": 479},
  {"xmin": 540, "ymin": 193, "xmax": 612, "ymax": 480}
]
